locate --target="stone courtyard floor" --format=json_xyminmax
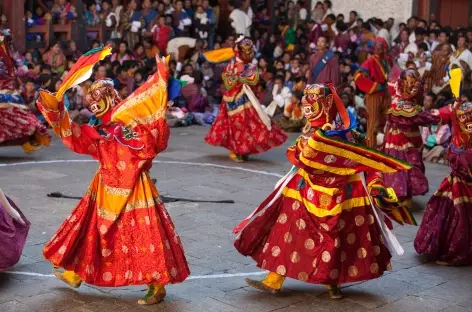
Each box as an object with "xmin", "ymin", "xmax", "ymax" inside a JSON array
[{"xmin": 1, "ymin": 126, "xmax": 471, "ymax": 312}]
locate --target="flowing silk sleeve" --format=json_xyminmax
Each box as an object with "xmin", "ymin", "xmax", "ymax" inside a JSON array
[
  {"xmin": 412, "ymin": 110, "xmax": 441, "ymax": 126},
  {"xmin": 111, "ymin": 56, "xmax": 170, "ymax": 160},
  {"xmin": 298, "ymin": 130, "xmax": 412, "ymax": 175},
  {"xmin": 37, "ymin": 91, "xmax": 99, "ymax": 158}
]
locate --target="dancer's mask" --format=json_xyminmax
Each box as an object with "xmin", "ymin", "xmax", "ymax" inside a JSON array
[
  {"xmin": 457, "ymin": 101, "xmax": 472, "ymax": 134},
  {"xmin": 84, "ymin": 79, "xmax": 120, "ymax": 119},
  {"xmin": 397, "ymin": 69, "xmax": 421, "ymax": 99},
  {"xmin": 234, "ymin": 36, "xmax": 254, "ymax": 64}
]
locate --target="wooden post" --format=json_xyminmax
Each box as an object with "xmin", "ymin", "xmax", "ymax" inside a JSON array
[
  {"xmin": 3, "ymin": 0, "xmax": 25, "ymax": 54},
  {"xmin": 75, "ymin": 0, "xmax": 88, "ymax": 52}
]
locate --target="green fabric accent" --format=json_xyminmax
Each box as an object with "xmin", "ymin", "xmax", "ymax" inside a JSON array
[{"xmin": 83, "ymin": 43, "xmax": 105, "ymax": 56}]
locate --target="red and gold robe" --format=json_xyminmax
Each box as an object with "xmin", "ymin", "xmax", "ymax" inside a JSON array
[
  {"xmin": 38, "ymin": 58, "xmax": 190, "ymax": 287},
  {"xmin": 235, "ymin": 130, "xmax": 415, "ymax": 285}
]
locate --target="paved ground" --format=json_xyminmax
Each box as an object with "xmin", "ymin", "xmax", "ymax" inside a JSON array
[{"xmin": 1, "ymin": 126, "xmax": 471, "ymax": 312}]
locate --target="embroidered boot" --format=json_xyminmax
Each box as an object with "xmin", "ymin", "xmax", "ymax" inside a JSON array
[
  {"xmin": 137, "ymin": 283, "xmax": 166, "ymax": 305},
  {"xmin": 245, "ymin": 272, "xmax": 285, "ymax": 294}
]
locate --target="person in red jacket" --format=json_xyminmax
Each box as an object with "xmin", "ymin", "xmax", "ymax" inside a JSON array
[
  {"xmin": 152, "ymin": 15, "xmax": 172, "ymax": 56},
  {"xmin": 354, "ymin": 37, "xmax": 393, "ymax": 148}
]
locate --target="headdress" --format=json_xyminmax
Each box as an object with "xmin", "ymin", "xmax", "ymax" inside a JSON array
[{"xmin": 448, "ymin": 68, "xmax": 472, "ymax": 148}]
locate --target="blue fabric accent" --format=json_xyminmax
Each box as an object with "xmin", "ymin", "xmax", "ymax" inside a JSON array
[
  {"xmin": 225, "ymin": 93, "xmax": 250, "ymax": 111},
  {"xmin": 311, "ymin": 51, "xmax": 334, "ymax": 82},
  {"xmin": 168, "ymin": 78, "xmax": 182, "ymax": 102},
  {"xmin": 325, "ymin": 110, "xmax": 357, "ymax": 140},
  {"xmin": 64, "ymin": 94, "xmax": 70, "ymax": 111},
  {"xmin": 0, "ymin": 92, "xmax": 24, "ymax": 104}
]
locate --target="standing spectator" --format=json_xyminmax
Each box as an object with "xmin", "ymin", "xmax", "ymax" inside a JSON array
[
  {"xmin": 333, "ymin": 21, "xmax": 349, "ymax": 58},
  {"xmin": 308, "ymin": 36, "xmax": 340, "ymax": 85},
  {"xmin": 202, "ymin": 0, "xmax": 216, "ymax": 49},
  {"xmin": 194, "ymin": 5, "xmax": 210, "ymax": 40},
  {"xmin": 140, "ymin": 0, "xmax": 158, "ymax": 35},
  {"xmin": 374, "ymin": 18, "xmax": 391, "ymax": 46},
  {"xmin": 354, "ymin": 37, "xmax": 393, "ymax": 148},
  {"xmin": 152, "ymin": 15, "xmax": 172, "ymax": 55},
  {"xmin": 85, "ymin": 2, "xmax": 101, "ymax": 26},
  {"xmin": 120, "ymin": 0, "xmax": 142, "ymax": 52},
  {"xmin": 449, "ymin": 34, "xmax": 472, "ymax": 90},
  {"xmin": 307, "ymin": 19, "xmax": 323, "ymax": 46},
  {"xmin": 357, "ymin": 22, "xmax": 375, "ymax": 64},
  {"xmin": 347, "ymin": 11, "xmax": 358, "ymax": 30},
  {"xmin": 297, "ymin": 1, "xmax": 308, "ymax": 22},
  {"xmin": 51, "ymin": 0, "xmax": 77, "ymax": 25},
  {"xmin": 172, "ymin": 0, "xmax": 192, "ymax": 37},
  {"xmin": 228, "ymin": 2, "xmax": 252, "ymax": 37},
  {"xmin": 311, "ymin": 2, "xmax": 324, "ymax": 24}
]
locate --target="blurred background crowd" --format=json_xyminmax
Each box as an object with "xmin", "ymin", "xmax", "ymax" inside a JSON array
[{"xmin": 2, "ymin": 0, "xmax": 472, "ymax": 164}]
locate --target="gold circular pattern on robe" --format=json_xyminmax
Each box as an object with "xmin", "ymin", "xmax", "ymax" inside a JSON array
[
  {"xmin": 307, "ymin": 189, "xmax": 314, "ymax": 200},
  {"xmin": 373, "ymin": 245, "xmax": 381, "ymax": 256},
  {"xmin": 117, "ymin": 160, "xmax": 126, "ymax": 171},
  {"xmin": 368, "ymin": 214, "xmax": 375, "ymax": 225},
  {"xmin": 336, "ymin": 196, "xmax": 343, "ymax": 204},
  {"xmin": 366, "ymin": 232, "xmax": 371, "ymax": 241},
  {"xmin": 312, "ymin": 258, "xmax": 318, "ymax": 268},
  {"xmin": 124, "ymin": 270, "xmax": 133, "ymax": 279},
  {"xmin": 324, "ymin": 155, "xmax": 337, "ymax": 164},
  {"xmin": 347, "ymin": 233, "xmax": 356, "ymax": 244},
  {"xmin": 261, "ymin": 260, "xmax": 267, "ymax": 268},
  {"xmin": 355, "ymin": 215, "xmax": 365, "ymax": 226},
  {"xmin": 72, "ymin": 125, "xmax": 81, "ymax": 138},
  {"xmin": 296, "ymin": 219, "xmax": 306, "ymax": 230},
  {"xmin": 357, "ymin": 248, "xmax": 367, "ymax": 259},
  {"xmin": 277, "ymin": 213, "xmax": 288, "ymax": 224},
  {"xmin": 290, "ymin": 252, "xmax": 301, "ymax": 263},
  {"xmin": 284, "ymin": 232, "xmax": 293, "ymax": 243},
  {"xmin": 58, "ymin": 245, "xmax": 67, "ymax": 255},
  {"xmin": 101, "ymin": 249, "xmax": 112, "ymax": 257},
  {"xmin": 319, "ymin": 233, "xmax": 324, "ymax": 243},
  {"xmin": 263, "ymin": 243, "xmax": 269, "ymax": 253},
  {"xmin": 386, "ymin": 263, "xmax": 392, "ymax": 271},
  {"xmin": 100, "ymin": 224, "xmax": 107, "ymax": 235},
  {"xmin": 320, "ymin": 223, "xmax": 330, "ymax": 231},
  {"xmin": 338, "ymin": 219, "xmax": 345, "ymax": 230},
  {"xmin": 322, "ymin": 251, "xmax": 331, "ymax": 262},
  {"xmin": 298, "ymin": 272, "xmax": 309, "ymax": 282},
  {"xmin": 152, "ymin": 271, "xmax": 161, "ymax": 280},
  {"xmin": 348, "ymin": 266, "xmax": 359, "ymax": 277},
  {"xmin": 103, "ymin": 272, "xmax": 113, "ymax": 282},
  {"xmin": 319, "ymin": 195, "xmax": 332, "ymax": 208},
  {"xmin": 303, "ymin": 145, "xmax": 318, "ymax": 158},
  {"xmin": 334, "ymin": 237, "xmax": 340, "ymax": 248},
  {"xmin": 272, "ymin": 246, "xmax": 281, "ymax": 257},
  {"xmin": 370, "ymin": 263, "xmax": 379, "ymax": 274},
  {"xmin": 330, "ymin": 269, "xmax": 339, "ymax": 279},
  {"xmin": 276, "ymin": 265, "xmax": 287, "ymax": 275},
  {"xmin": 292, "ymin": 201, "xmax": 300, "ymax": 211},
  {"xmin": 122, "ymin": 245, "xmax": 129, "ymax": 253},
  {"xmin": 340, "ymin": 251, "xmax": 347, "ymax": 262},
  {"xmin": 171, "ymin": 267, "xmax": 178, "ymax": 278},
  {"xmin": 304, "ymin": 238, "xmax": 315, "ymax": 250}
]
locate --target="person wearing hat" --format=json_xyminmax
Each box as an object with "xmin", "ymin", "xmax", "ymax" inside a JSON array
[{"xmin": 354, "ymin": 37, "xmax": 394, "ymax": 148}]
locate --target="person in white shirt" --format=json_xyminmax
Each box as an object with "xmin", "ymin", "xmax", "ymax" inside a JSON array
[
  {"xmin": 374, "ymin": 19, "xmax": 391, "ymax": 47},
  {"xmin": 297, "ymin": 0, "xmax": 308, "ymax": 21},
  {"xmin": 228, "ymin": 2, "xmax": 252, "ymax": 37}
]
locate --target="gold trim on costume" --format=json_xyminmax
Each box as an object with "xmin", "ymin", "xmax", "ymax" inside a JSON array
[
  {"xmin": 227, "ymin": 102, "xmax": 252, "ymax": 116},
  {"xmin": 298, "ymin": 168, "xmax": 360, "ymax": 195},
  {"xmin": 307, "ymin": 137, "xmax": 397, "ymax": 173},
  {"xmin": 103, "ymin": 185, "xmax": 132, "ymax": 196},
  {"xmin": 283, "ymin": 187, "xmax": 370, "ymax": 217}
]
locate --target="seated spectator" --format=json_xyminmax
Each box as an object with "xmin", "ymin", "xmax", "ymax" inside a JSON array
[
  {"xmin": 43, "ymin": 43, "xmax": 66, "ymax": 74},
  {"xmin": 111, "ymin": 41, "xmax": 134, "ymax": 65},
  {"xmin": 422, "ymin": 92, "xmax": 451, "ymax": 163},
  {"xmin": 275, "ymin": 90, "xmax": 305, "ymax": 132},
  {"xmin": 64, "ymin": 41, "xmax": 81, "ymax": 62}
]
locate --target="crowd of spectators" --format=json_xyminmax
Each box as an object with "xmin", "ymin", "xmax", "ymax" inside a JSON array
[{"xmin": 7, "ymin": 0, "xmax": 472, "ymax": 164}]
